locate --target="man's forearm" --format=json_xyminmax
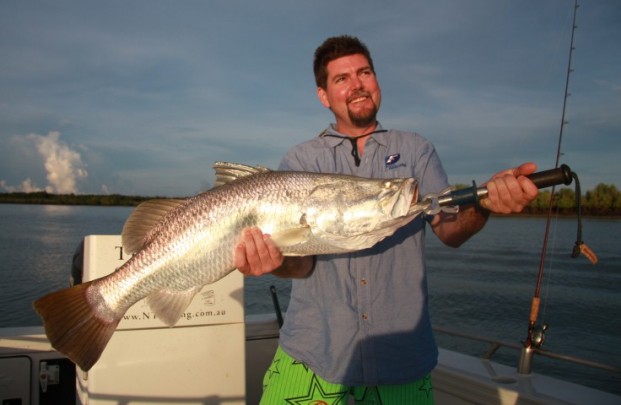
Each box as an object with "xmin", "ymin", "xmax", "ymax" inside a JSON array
[
  {"xmin": 431, "ymin": 203, "xmax": 490, "ymax": 248},
  {"xmin": 272, "ymin": 256, "xmax": 316, "ymax": 278}
]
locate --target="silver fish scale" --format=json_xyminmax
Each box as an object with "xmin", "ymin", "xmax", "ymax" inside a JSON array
[
  {"xmin": 92, "ymin": 170, "xmax": 417, "ymax": 317},
  {"xmin": 34, "ymin": 165, "xmax": 423, "ymax": 372}
]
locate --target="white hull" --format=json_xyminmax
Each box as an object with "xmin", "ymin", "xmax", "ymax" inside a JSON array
[
  {"xmin": 1, "ymin": 314, "xmax": 619, "ymax": 405},
  {"xmin": 5, "ymin": 236, "xmax": 618, "ymax": 404}
]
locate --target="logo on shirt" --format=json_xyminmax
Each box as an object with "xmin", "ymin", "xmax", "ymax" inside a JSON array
[{"xmin": 385, "ymin": 153, "xmax": 406, "ymax": 170}]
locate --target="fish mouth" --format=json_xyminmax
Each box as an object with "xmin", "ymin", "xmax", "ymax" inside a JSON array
[
  {"xmin": 386, "ymin": 178, "xmax": 418, "ymax": 218},
  {"xmin": 405, "ymin": 179, "xmax": 419, "ymax": 215},
  {"xmin": 409, "ymin": 184, "xmax": 419, "ymax": 210}
]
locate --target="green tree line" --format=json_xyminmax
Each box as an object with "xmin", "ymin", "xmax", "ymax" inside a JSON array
[
  {"xmin": 1, "ymin": 184, "xmax": 620, "ymax": 216},
  {"xmin": 0, "ymin": 191, "xmax": 158, "ymax": 206},
  {"xmin": 523, "ymin": 183, "xmax": 621, "ymax": 216}
]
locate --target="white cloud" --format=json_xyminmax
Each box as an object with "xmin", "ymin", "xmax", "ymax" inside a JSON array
[
  {"xmin": 0, "ymin": 0, "xmax": 618, "ymax": 194},
  {"xmin": 1, "ymin": 132, "xmax": 88, "ymax": 194},
  {"xmin": 0, "ymin": 178, "xmax": 43, "ymax": 193}
]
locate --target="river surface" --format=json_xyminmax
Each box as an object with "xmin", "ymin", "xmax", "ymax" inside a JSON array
[{"xmin": 0, "ymin": 204, "xmax": 619, "ymax": 394}]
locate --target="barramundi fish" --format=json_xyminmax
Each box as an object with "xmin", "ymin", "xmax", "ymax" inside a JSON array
[{"xmin": 34, "ymin": 162, "xmax": 422, "ymax": 371}]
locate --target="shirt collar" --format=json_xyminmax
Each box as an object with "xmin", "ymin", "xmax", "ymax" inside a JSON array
[{"xmin": 319, "ymin": 123, "xmax": 387, "ymax": 148}]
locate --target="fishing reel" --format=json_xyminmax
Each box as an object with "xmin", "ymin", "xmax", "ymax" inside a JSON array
[
  {"xmin": 518, "ymin": 322, "xmax": 549, "ymax": 375},
  {"xmin": 527, "ymin": 323, "xmax": 548, "ymax": 349}
]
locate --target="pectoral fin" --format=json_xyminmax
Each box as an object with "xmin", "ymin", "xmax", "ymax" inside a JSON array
[
  {"xmin": 270, "ymin": 227, "xmax": 312, "ymax": 248},
  {"xmin": 320, "ymin": 234, "xmax": 382, "ymax": 252},
  {"xmin": 146, "ymin": 286, "xmax": 202, "ymax": 327}
]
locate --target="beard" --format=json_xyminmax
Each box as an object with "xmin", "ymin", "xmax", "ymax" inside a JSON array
[{"xmin": 348, "ymin": 102, "xmax": 378, "ymax": 128}]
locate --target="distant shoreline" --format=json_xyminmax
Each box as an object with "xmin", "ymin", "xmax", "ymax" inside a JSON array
[
  {"xmin": 1, "ymin": 192, "xmax": 618, "ymax": 218},
  {"xmin": 0, "ymin": 192, "xmax": 171, "ymax": 207}
]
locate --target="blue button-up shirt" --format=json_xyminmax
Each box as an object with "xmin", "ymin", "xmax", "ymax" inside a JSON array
[{"xmin": 278, "ymin": 124, "xmax": 449, "ymax": 385}]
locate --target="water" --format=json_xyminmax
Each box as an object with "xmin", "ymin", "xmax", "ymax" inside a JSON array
[{"xmin": 0, "ymin": 204, "xmax": 619, "ymax": 394}]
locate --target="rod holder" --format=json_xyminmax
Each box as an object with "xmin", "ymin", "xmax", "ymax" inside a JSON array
[{"xmin": 518, "ymin": 346, "xmax": 535, "ymax": 375}]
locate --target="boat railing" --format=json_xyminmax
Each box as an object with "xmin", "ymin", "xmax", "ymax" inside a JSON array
[
  {"xmin": 432, "ymin": 325, "xmax": 621, "ymax": 375},
  {"xmin": 266, "ymin": 286, "xmax": 621, "ymax": 382}
]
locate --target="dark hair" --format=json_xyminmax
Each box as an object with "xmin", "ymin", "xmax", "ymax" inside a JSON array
[{"xmin": 313, "ymin": 35, "xmax": 375, "ymax": 89}]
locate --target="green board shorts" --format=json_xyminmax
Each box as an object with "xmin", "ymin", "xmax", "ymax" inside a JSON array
[{"xmin": 260, "ymin": 346, "xmax": 434, "ymax": 404}]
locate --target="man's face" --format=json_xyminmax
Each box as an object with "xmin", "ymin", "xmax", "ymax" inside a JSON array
[{"xmin": 318, "ymin": 53, "xmax": 381, "ymax": 133}]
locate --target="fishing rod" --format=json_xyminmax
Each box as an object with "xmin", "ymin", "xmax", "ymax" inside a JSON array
[{"xmin": 517, "ymin": 0, "xmax": 597, "ymax": 374}]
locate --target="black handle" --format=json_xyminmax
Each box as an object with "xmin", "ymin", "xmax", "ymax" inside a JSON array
[
  {"xmin": 439, "ymin": 164, "xmax": 574, "ymax": 207},
  {"xmin": 526, "ymin": 164, "xmax": 573, "ymax": 189}
]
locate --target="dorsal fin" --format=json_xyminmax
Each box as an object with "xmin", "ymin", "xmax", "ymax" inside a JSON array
[
  {"xmin": 122, "ymin": 199, "xmax": 187, "ymax": 254},
  {"xmin": 212, "ymin": 162, "xmax": 271, "ymax": 188}
]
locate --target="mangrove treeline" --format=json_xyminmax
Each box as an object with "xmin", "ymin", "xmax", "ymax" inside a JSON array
[
  {"xmin": 522, "ymin": 183, "xmax": 621, "ymax": 216},
  {"xmin": 0, "ymin": 183, "xmax": 620, "ymax": 216},
  {"xmin": 0, "ymin": 192, "xmax": 157, "ymax": 206}
]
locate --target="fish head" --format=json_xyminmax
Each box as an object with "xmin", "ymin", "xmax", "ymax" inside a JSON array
[
  {"xmin": 377, "ymin": 177, "xmax": 418, "ymax": 218},
  {"xmin": 305, "ymin": 175, "xmax": 419, "ymax": 244}
]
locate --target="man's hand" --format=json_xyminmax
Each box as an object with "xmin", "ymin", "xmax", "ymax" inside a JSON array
[
  {"xmin": 235, "ymin": 227, "xmax": 284, "ymax": 276},
  {"xmin": 480, "ymin": 162, "xmax": 539, "ymax": 214},
  {"xmin": 432, "ymin": 162, "xmax": 539, "ymax": 248}
]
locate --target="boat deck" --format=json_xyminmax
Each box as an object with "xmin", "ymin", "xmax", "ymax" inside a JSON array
[{"xmin": 1, "ymin": 315, "xmax": 619, "ymax": 404}]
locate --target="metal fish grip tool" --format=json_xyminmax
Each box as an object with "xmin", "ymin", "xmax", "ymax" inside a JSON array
[{"xmin": 414, "ymin": 164, "xmax": 574, "ymax": 216}]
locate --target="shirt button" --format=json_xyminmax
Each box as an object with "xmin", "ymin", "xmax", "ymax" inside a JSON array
[
  {"xmin": 362, "ymin": 313, "xmax": 368, "ymax": 320},
  {"xmin": 361, "ymin": 278, "xmax": 367, "ymax": 285}
]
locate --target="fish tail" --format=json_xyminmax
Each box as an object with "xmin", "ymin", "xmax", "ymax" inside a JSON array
[{"xmin": 33, "ymin": 281, "xmax": 120, "ymax": 371}]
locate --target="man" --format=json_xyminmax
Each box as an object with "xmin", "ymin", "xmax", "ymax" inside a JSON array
[{"xmin": 236, "ymin": 36, "xmax": 538, "ymax": 404}]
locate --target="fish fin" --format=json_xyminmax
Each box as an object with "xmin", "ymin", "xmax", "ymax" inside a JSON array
[
  {"xmin": 146, "ymin": 286, "xmax": 201, "ymax": 326},
  {"xmin": 270, "ymin": 227, "xmax": 312, "ymax": 248},
  {"xmin": 317, "ymin": 233, "xmax": 389, "ymax": 252},
  {"xmin": 212, "ymin": 162, "xmax": 271, "ymax": 188},
  {"xmin": 33, "ymin": 281, "xmax": 120, "ymax": 371},
  {"xmin": 122, "ymin": 199, "xmax": 187, "ymax": 253}
]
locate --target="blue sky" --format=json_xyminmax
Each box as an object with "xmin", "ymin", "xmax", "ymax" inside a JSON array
[{"xmin": 1, "ymin": 1, "xmax": 619, "ymax": 196}]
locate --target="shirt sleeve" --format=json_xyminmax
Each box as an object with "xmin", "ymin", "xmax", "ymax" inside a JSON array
[{"xmin": 278, "ymin": 139, "xmax": 321, "ymax": 172}]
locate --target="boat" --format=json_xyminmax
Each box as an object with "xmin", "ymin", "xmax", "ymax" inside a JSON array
[
  {"xmin": 1, "ymin": 234, "xmax": 619, "ymax": 404},
  {"xmin": 3, "ymin": 2, "xmax": 619, "ymax": 403},
  {"xmin": 1, "ymin": 177, "xmax": 619, "ymax": 404},
  {"xmin": 1, "ymin": 310, "xmax": 620, "ymax": 404}
]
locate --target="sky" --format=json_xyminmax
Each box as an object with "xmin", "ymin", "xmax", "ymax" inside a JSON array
[{"xmin": 1, "ymin": 0, "xmax": 619, "ymax": 197}]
